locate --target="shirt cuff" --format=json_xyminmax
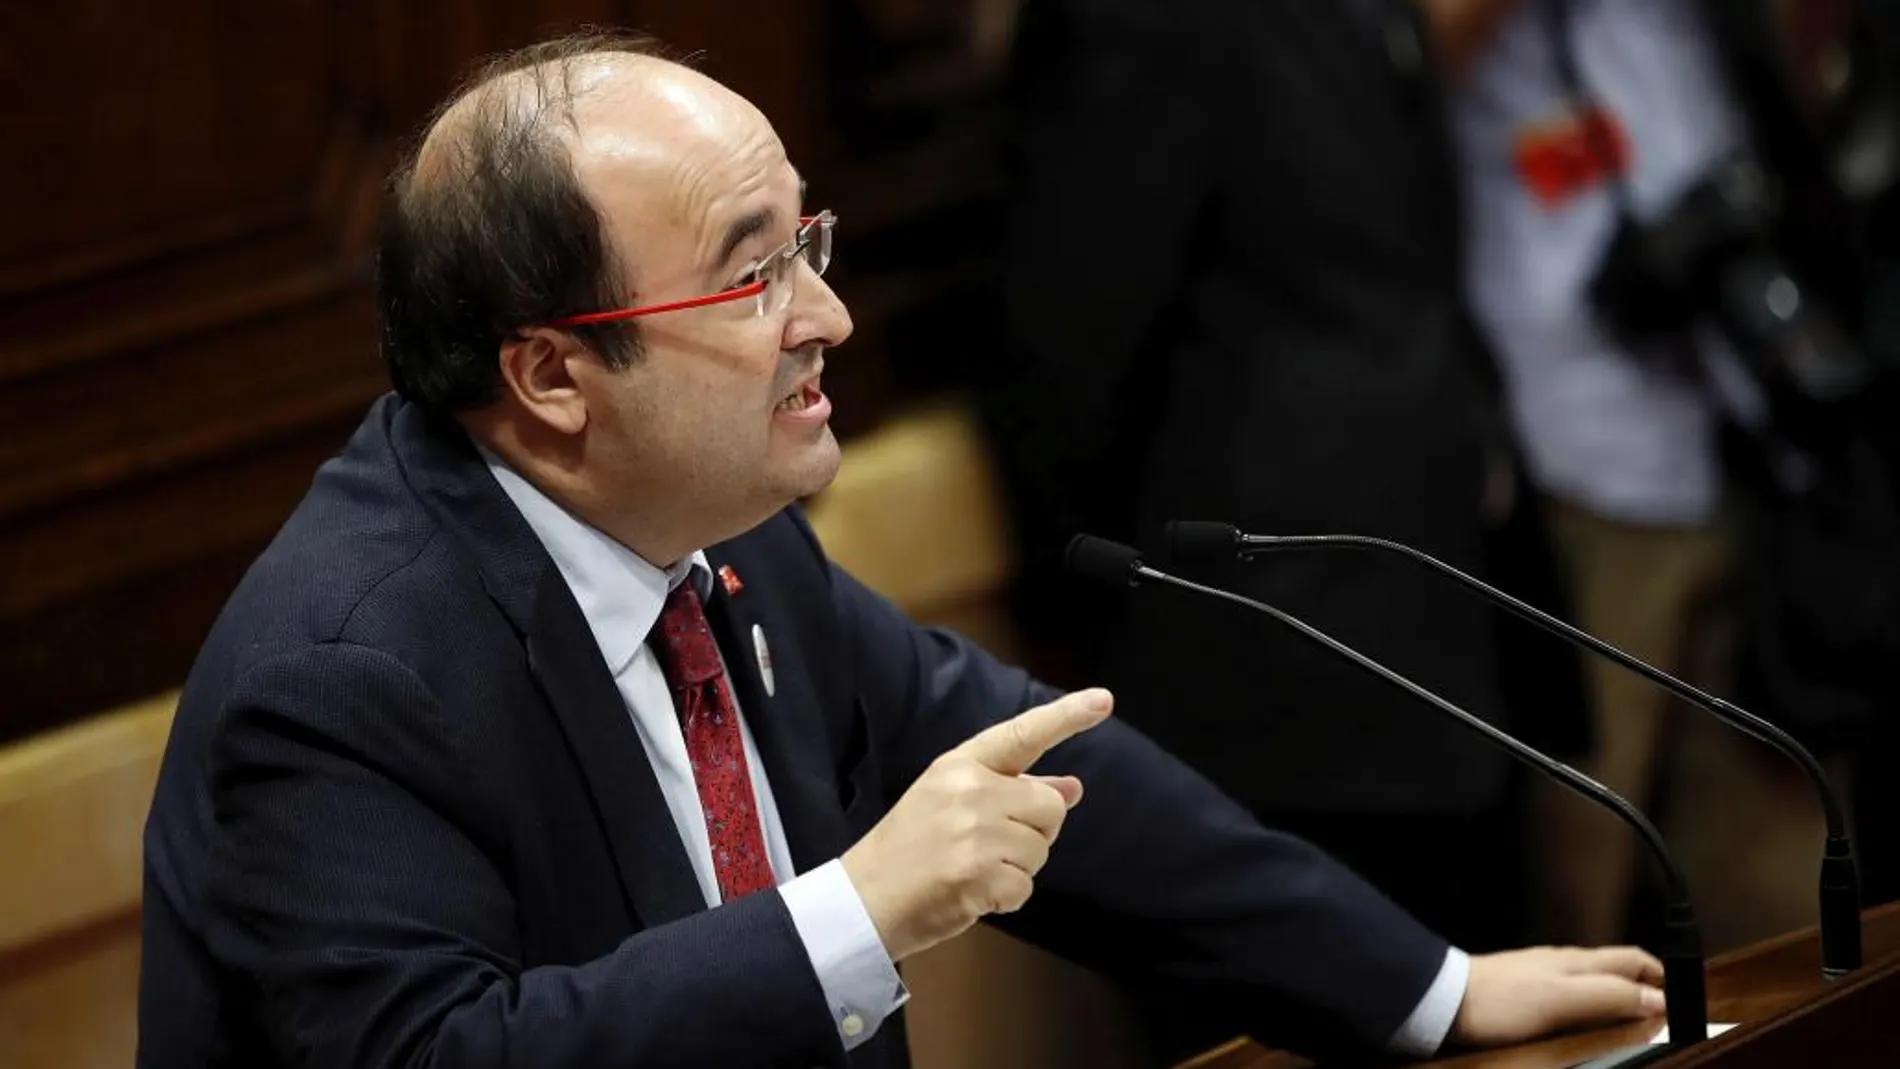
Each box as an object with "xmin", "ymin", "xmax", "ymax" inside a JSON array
[
  {"xmin": 1386, "ymin": 947, "xmax": 1469, "ymax": 1057},
  {"xmin": 779, "ymin": 859, "xmax": 911, "ymax": 1050}
]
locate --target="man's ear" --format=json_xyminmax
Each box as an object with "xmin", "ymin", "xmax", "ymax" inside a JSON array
[{"xmin": 498, "ymin": 328, "xmax": 590, "ymax": 436}]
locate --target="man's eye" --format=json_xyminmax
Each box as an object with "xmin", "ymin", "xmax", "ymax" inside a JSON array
[{"xmin": 727, "ymin": 266, "xmax": 763, "ymax": 292}]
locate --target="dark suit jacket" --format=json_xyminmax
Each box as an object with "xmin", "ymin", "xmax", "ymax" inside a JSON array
[
  {"xmin": 982, "ymin": 0, "xmax": 1534, "ymax": 816},
  {"xmin": 139, "ymin": 395, "xmax": 1449, "ymax": 1068}
]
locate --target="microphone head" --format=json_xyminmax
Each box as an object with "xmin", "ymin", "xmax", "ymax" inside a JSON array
[
  {"xmin": 1065, "ymin": 534, "xmax": 1145, "ymax": 587},
  {"xmin": 1165, "ymin": 521, "xmax": 1244, "ymax": 564}
]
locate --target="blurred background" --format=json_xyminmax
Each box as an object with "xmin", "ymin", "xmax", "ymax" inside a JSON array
[{"xmin": 7, "ymin": 0, "xmax": 1900, "ymax": 1066}]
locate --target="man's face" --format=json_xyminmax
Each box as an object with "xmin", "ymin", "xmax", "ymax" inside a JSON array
[{"xmin": 567, "ymin": 63, "xmax": 852, "ymax": 539}]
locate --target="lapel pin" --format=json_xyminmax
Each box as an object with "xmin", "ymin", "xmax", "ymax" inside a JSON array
[
  {"xmin": 717, "ymin": 564, "xmax": 745, "ymax": 597},
  {"xmin": 752, "ymin": 624, "xmax": 776, "ymax": 698}
]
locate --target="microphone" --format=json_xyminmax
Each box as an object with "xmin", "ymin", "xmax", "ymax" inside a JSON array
[
  {"xmin": 1066, "ymin": 535, "xmax": 1710, "ymax": 1057},
  {"xmin": 1166, "ymin": 520, "xmax": 1862, "ymax": 978}
]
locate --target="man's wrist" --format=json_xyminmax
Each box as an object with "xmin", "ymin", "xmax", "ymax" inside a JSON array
[
  {"xmin": 840, "ymin": 841, "xmax": 916, "ymax": 962},
  {"xmin": 780, "ymin": 860, "xmax": 911, "ymax": 1049}
]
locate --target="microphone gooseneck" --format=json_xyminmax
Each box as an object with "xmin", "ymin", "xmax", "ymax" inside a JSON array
[
  {"xmin": 1165, "ymin": 520, "xmax": 1861, "ymax": 977},
  {"xmin": 1067, "ymin": 534, "xmax": 1710, "ymax": 1054}
]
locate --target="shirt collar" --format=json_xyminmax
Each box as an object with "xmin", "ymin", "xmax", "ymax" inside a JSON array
[{"xmin": 479, "ymin": 446, "xmax": 710, "ymax": 675}]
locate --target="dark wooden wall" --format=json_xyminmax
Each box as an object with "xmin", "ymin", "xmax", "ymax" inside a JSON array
[{"xmin": 0, "ymin": 0, "xmax": 1014, "ymax": 742}]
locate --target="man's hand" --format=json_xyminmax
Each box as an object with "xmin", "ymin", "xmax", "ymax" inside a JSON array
[
  {"xmin": 840, "ymin": 689, "xmax": 1113, "ymax": 962},
  {"xmin": 1453, "ymin": 946, "xmax": 1667, "ymax": 1047}
]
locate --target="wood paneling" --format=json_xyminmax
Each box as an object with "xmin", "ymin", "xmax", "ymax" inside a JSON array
[
  {"xmin": 0, "ymin": 0, "xmax": 399, "ymax": 739},
  {"xmin": 0, "ymin": 914, "xmax": 144, "ymax": 1069},
  {"xmin": 0, "ymin": 2, "xmax": 340, "ymax": 283},
  {"xmin": 0, "ymin": 695, "xmax": 171, "ymax": 1069},
  {"xmin": 0, "ymin": 421, "xmax": 366, "ymax": 740},
  {"xmin": 0, "ymin": 698, "xmax": 171, "ymax": 955}
]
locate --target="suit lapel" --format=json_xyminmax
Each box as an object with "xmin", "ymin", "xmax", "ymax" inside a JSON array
[
  {"xmin": 525, "ymin": 579, "xmax": 710, "ymax": 927},
  {"xmin": 392, "ymin": 399, "xmax": 707, "ymax": 929},
  {"xmin": 702, "ymin": 553, "xmax": 854, "ymax": 874},
  {"xmin": 394, "ymin": 396, "xmax": 851, "ymax": 912}
]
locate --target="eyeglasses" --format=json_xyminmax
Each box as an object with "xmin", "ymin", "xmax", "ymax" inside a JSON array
[{"xmin": 545, "ymin": 211, "xmax": 835, "ymax": 328}]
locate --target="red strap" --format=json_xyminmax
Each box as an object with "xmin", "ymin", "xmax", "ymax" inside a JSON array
[{"xmin": 1512, "ymin": 104, "xmax": 1632, "ymax": 209}]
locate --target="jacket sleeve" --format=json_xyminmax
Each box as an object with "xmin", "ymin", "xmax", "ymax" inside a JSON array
[
  {"xmin": 833, "ymin": 563, "xmax": 1450, "ymax": 1056},
  {"xmin": 203, "ymin": 641, "xmax": 838, "ymax": 1069}
]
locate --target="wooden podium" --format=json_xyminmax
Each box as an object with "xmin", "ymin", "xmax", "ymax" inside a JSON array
[{"xmin": 1182, "ymin": 903, "xmax": 1900, "ymax": 1069}]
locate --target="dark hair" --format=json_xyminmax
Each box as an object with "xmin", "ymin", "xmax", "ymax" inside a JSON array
[{"xmin": 375, "ymin": 32, "xmax": 669, "ymax": 413}]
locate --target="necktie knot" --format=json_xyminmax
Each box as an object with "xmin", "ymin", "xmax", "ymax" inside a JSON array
[{"xmin": 651, "ymin": 581, "xmax": 723, "ymax": 687}]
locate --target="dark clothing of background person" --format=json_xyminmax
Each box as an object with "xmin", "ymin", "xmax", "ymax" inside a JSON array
[{"xmin": 980, "ymin": 0, "xmax": 1584, "ymax": 977}]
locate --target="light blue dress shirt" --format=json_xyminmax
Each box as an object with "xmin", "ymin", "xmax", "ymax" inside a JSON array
[
  {"xmin": 485, "ymin": 455, "xmax": 907, "ymax": 1049},
  {"xmin": 484, "ymin": 450, "xmax": 1466, "ymax": 1056},
  {"xmin": 1453, "ymin": 0, "xmax": 1753, "ymax": 526}
]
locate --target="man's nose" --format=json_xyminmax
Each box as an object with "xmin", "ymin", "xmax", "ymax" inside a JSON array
[{"xmin": 783, "ymin": 261, "xmax": 852, "ymax": 351}]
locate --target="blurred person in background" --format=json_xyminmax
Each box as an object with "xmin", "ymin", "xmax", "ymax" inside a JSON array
[
  {"xmin": 981, "ymin": 7, "xmax": 1588, "ymax": 1051},
  {"xmin": 1447, "ymin": 0, "xmax": 1900, "ymax": 947}
]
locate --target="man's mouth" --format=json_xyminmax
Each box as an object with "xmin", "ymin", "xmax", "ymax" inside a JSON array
[
  {"xmin": 775, "ymin": 374, "xmax": 823, "ymax": 413},
  {"xmin": 775, "ymin": 383, "xmax": 821, "ymax": 412}
]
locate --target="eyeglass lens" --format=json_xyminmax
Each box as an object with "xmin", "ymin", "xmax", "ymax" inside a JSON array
[{"xmin": 761, "ymin": 216, "xmax": 834, "ymax": 316}]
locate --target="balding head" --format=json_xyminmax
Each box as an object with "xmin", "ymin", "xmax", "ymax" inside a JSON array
[
  {"xmin": 378, "ymin": 33, "xmax": 707, "ymax": 412},
  {"xmin": 410, "ymin": 46, "xmax": 745, "ymax": 194}
]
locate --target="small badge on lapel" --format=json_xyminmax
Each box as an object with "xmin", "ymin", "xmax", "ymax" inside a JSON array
[
  {"xmin": 717, "ymin": 564, "xmax": 745, "ymax": 597},
  {"xmin": 752, "ymin": 623, "xmax": 776, "ymax": 697}
]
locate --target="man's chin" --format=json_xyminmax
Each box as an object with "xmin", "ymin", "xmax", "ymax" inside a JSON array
[{"xmin": 781, "ymin": 431, "xmax": 843, "ymax": 501}]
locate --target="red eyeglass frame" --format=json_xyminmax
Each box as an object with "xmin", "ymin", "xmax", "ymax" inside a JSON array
[{"xmin": 544, "ymin": 214, "xmax": 827, "ymax": 328}]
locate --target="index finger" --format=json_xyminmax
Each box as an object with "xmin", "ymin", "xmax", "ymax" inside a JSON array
[{"xmin": 957, "ymin": 689, "xmax": 1113, "ymax": 775}]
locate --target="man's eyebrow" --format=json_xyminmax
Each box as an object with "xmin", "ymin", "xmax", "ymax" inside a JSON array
[{"xmin": 715, "ymin": 207, "xmax": 777, "ymax": 271}]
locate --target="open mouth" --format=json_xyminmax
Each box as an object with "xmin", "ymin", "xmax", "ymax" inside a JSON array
[{"xmin": 776, "ymin": 379, "xmax": 824, "ymax": 413}]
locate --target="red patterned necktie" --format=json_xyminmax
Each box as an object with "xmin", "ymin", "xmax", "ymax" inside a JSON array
[{"xmin": 648, "ymin": 580, "xmax": 777, "ymax": 903}]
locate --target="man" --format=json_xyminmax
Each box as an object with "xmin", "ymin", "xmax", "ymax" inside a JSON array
[
  {"xmin": 139, "ymin": 33, "xmax": 1664, "ymax": 1069},
  {"xmin": 1446, "ymin": 0, "xmax": 1835, "ymax": 950},
  {"xmin": 984, "ymin": 0, "xmax": 1574, "ymax": 969}
]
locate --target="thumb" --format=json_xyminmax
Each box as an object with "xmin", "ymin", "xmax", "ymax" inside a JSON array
[
  {"xmin": 1546, "ymin": 975, "xmax": 1666, "ymax": 1032},
  {"xmin": 1025, "ymin": 773, "xmax": 1084, "ymax": 808}
]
